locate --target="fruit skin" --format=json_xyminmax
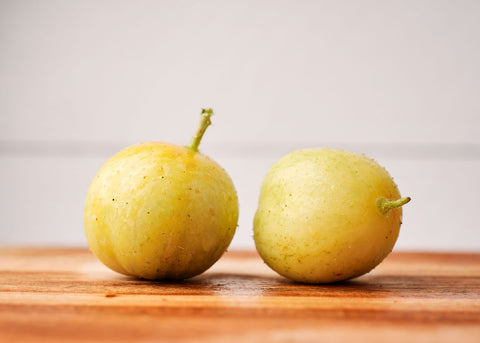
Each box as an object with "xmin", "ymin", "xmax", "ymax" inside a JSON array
[
  {"xmin": 254, "ymin": 148, "xmax": 406, "ymax": 284},
  {"xmin": 84, "ymin": 142, "xmax": 238, "ymax": 280}
]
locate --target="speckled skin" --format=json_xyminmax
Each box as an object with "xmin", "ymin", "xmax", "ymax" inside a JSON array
[
  {"xmin": 253, "ymin": 148, "xmax": 403, "ymax": 283},
  {"xmin": 84, "ymin": 142, "xmax": 238, "ymax": 280}
]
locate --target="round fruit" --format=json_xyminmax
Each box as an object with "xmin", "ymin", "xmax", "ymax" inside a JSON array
[
  {"xmin": 84, "ymin": 109, "xmax": 238, "ymax": 280},
  {"xmin": 253, "ymin": 148, "xmax": 410, "ymax": 283}
]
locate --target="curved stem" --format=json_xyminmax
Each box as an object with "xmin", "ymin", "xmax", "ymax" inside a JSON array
[
  {"xmin": 187, "ymin": 108, "xmax": 214, "ymax": 152},
  {"xmin": 377, "ymin": 196, "xmax": 411, "ymax": 215}
]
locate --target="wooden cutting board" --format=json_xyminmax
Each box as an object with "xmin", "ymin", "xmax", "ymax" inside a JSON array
[{"xmin": 0, "ymin": 248, "xmax": 479, "ymax": 342}]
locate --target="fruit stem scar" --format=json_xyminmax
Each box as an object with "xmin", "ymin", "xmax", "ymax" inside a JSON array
[
  {"xmin": 187, "ymin": 108, "xmax": 214, "ymax": 152},
  {"xmin": 377, "ymin": 196, "xmax": 411, "ymax": 215}
]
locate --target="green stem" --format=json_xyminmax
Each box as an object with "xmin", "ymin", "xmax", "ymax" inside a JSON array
[
  {"xmin": 187, "ymin": 108, "xmax": 214, "ymax": 152},
  {"xmin": 377, "ymin": 196, "xmax": 411, "ymax": 215}
]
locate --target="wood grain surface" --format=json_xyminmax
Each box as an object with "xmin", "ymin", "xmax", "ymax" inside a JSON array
[{"xmin": 0, "ymin": 248, "xmax": 479, "ymax": 342}]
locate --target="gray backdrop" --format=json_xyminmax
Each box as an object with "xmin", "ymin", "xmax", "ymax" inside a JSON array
[{"xmin": 1, "ymin": 0, "xmax": 479, "ymax": 251}]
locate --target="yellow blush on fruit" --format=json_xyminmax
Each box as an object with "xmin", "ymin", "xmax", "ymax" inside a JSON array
[{"xmin": 84, "ymin": 109, "xmax": 238, "ymax": 280}]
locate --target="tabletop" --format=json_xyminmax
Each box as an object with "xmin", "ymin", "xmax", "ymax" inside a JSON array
[{"xmin": 0, "ymin": 248, "xmax": 479, "ymax": 342}]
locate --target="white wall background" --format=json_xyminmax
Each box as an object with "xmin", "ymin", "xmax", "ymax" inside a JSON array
[{"xmin": 1, "ymin": 0, "xmax": 479, "ymax": 251}]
